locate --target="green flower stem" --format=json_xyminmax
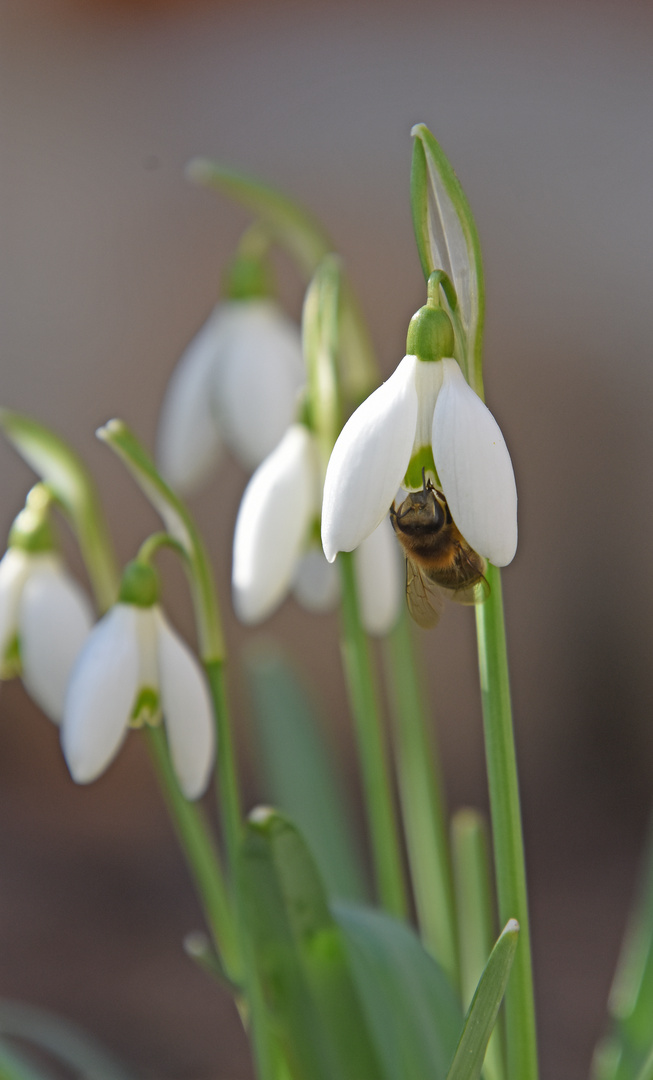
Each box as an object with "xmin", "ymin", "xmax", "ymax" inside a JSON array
[
  {"xmin": 146, "ymin": 725, "xmax": 240, "ymax": 981},
  {"xmin": 384, "ymin": 608, "xmax": 459, "ymax": 986},
  {"xmin": 452, "ymin": 809, "xmax": 506, "ymax": 1080},
  {"xmin": 338, "ymin": 551, "xmax": 407, "ymax": 919},
  {"xmin": 475, "ymin": 564, "xmax": 538, "ymax": 1080},
  {"xmin": 205, "ymin": 659, "xmax": 242, "ymax": 882}
]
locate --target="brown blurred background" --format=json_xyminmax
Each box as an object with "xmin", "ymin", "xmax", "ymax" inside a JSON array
[{"xmin": 2, "ymin": 0, "xmax": 653, "ymax": 1076}]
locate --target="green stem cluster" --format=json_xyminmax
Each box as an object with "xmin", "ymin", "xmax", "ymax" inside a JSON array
[
  {"xmin": 338, "ymin": 551, "xmax": 407, "ymax": 920},
  {"xmin": 384, "ymin": 609, "xmax": 459, "ymax": 986}
]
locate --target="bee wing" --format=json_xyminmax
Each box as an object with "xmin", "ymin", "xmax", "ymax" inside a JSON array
[
  {"xmin": 449, "ymin": 573, "xmax": 491, "ymax": 607},
  {"xmin": 406, "ymin": 558, "xmax": 445, "ymax": 629}
]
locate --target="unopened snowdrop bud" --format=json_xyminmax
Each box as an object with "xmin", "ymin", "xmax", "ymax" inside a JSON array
[
  {"xmin": 232, "ymin": 425, "xmax": 318, "ymax": 624},
  {"xmin": 62, "ymin": 559, "xmax": 215, "ymax": 799},
  {"xmin": 157, "ymin": 252, "xmax": 305, "ymax": 492},
  {"xmin": 0, "ymin": 490, "xmax": 93, "ymax": 722}
]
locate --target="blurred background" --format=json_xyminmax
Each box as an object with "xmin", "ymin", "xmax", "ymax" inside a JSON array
[{"xmin": 2, "ymin": 0, "xmax": 653, "ymax": 1076}]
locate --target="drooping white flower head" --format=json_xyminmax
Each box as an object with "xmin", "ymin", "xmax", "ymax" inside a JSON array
[
  {"xmin": 61, "ymin": 562, "xmax": 214, "ymax": 800},
  {"xmin": 232, "ymin": 422, "xmax": 401, "ymax": 634},
  {"xmin": 0, "ymin": 547, "xmax": 94, "ymax": 723},
  {"xmin": 157, "ymin": 298, "xmax": 305, "ymax": 492},
  {"xmin": 322, "ymin": 297, "xmax": 517, "ymax": 568},
  {"xmin": 232, "ymin": 424, "xmax": 322, "ymax": 624}
]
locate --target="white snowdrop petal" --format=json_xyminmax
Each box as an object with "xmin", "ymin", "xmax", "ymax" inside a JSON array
[
  {"xmin": 216, "ymin": 301, "xmax": 305, "ymax": 471},
  {"xmin": 0, "ymin": 548, "xmax": 33, "ymax": 662},
  {"xmin": 413, "ymin": 359, "xmax": 444, "ymax": 455},
  {"xmin": 353, "ymin": 516, "xmax": 403, "ymax": 636},
  {"xmin": 232, "ymin": 425, "xmax": 316, "ymax": 624},
  {"xmin": 155, "ymin": 611, "xmax": 215, "ymax": 800},
  {"xmin": 292, "ymin": 546, "xmax": 341, "ymax": 613},
  {"xmin": 19, "ymin": 567, "xmax": 94, "ymax": 723},
  {"xmin": 156, "ymin": 305, "xmax": 226, "ymax": 493},
  {"xmin": 432, "ymin": 358, "xmax": 517, "ymax": 566},
  {"xmin": 321, "ymin": 355, "xmax": 419, "ymax": 561},
  {"xmin": 61, "ymin": 604, "xmax": 142, "ymax": 784}
]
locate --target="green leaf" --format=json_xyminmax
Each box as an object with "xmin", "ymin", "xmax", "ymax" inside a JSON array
[
  {"xmin": 96, "ymin": 420, "xmax": 223, "ymax": 662},
  {"xmin": 595, "ymin": 816, "xmax": 653, "ymax": 1080},
  {"xmin": 445, "ymin": 919, "xmax": 519, "ymax": 1080},
  {"xmin": 246, "ymin": 646, "xmax": 368, "ymax": 903},
  {"xmin": 239, "ymin": 809, "xmax": 384, "ymax": 1080},
  {"xmin": 334, "ymin": 902, "xmax": 463, "ymax": 1080},
  {"xmin": 452, "ymin": 809, "xmax": 506, "ymax": 1080},
  {"xmin": 186, "ymin": 160, "xmax": 330, "ymax": 279},
  {"xmin": 410, "ymin": 124, "xmax": 485, "ymax": 395},
  {"xmin": 0, "ymin": 1000, "xmax": 138, "ymax": 1080},
  {"xmin": 0, "ymin": 411, "xmax": 118, "ymax": 612}
]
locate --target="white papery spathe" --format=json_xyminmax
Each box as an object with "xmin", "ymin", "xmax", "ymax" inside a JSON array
[
  {"xmin": 0, "ymin": 549, "xmax": 93, "ymax": 723},
  {"xmin": 62, "ymin": 603, "xmax": 215, "ymax": 800},
  {"xmin": 322, "ymin": 355, "xmax": 517, "ymax": 567},
  {"xmin": 157, "ymin": 299, "xmax": 305, "ymax": 492},
  {"xmin": 232, "ymin": 425, "xmax": 319, "ymax": 624}
]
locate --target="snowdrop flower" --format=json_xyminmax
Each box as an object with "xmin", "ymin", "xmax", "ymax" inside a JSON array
[
  {"xmin": 232, "ymin": 423, "xmax": 402, "ymax": 634},
  {"xmin": 0, "ymin": 495, "xmax": 93, "ymax": 723},
  {"xmin": 157, "ymin": 289, "xmax": 305, "ymax": 492},
  {"xmin": 322, "ymin": 282, "xmax": 517, "ymax": 568},
  {"xmin": 62, "ymin": 561, "xmax": 214, "ymax": 800}
]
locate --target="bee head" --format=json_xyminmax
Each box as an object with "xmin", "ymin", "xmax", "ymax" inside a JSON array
[{"xmin": 391, "ymin": 482, "xmax": 446, "ymax": 535}]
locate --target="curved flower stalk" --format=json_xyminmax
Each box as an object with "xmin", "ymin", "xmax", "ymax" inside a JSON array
[
  {"xmin": 0, "ymin": 489, "xmax": 94, "ymax": 723},
  {"xmin": 322, "ymin": 275, "xmax": 517, "ymax": 570},
  {"xmin": 157, "ymin": 297, "xmax": 305, "ymax": 493},
  {"xmin": 62, "ymin": 560, "xmax": 215, "ymax": 800},
  {"xmin": 232, "ymin": 423, "xmax": 402, "ymax": 635}
]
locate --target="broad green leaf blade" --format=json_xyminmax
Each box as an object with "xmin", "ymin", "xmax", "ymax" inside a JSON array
[
  {"xmin": 0, "ymin": 1001, "xmax": 138, "ymax": 1080},
  {"xmin": 410, "ymin": 124, "xmax": 485, "ymax": 394},
  {"xmin": 186, "ymin": 160, "xmax": 330, "ymax": 278},
  {"xmin": 97, "ymin": 420, "xmax": 223, "ymax": 662},
  {"xmin": 334, "ymin": 902, "xmax": 463, "ymax": 1080},
  {"xmin": 446, "ymin": 919, "xmax": 519, "ymax": 1080},
  {"xmin": 595, "ymin": 815, "xmax": 653, "ymax": 1080},
  {"xmin": 239, "ymin": 809, "xmax": 384, "ymax": 1080},
  {"xmin": 452, "ymin": 809, "xmax": 506, "ymax": 1080},
  {"xmin": 635, "ymin": 1044, "xmax": 653, "ymax": 1080},
  {"xmin": 246, "ymin": 647, "xmax": 368, "ymax": 902},
  {"xmin": 0, "ymin": 411, "xmax": 118, "ymax": 612},
  {"xmin": 0, "ymin": 1040, "xmax": 49, "ymax": 1080}
]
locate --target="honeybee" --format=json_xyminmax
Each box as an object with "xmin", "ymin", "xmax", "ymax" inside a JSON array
[{"xmin": 390, "ymin": 473, "xmax": 489, "ymax": 628}]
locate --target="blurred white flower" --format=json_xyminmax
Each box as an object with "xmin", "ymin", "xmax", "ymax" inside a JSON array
[
  {"xmin": 0, "ymin": 548, "xmax": 93, "ymax": 723},
  {"xmin": 62, "ymin": 601, "xmax": 214, "ymax": 799},
  {"xmin": 321, "ymin": 354, "xmax": 517, "ymax": 568},
  {"xmin": 232, "ymin": 423, "xmax": 402, "ymax": 634},
  {"xmin": 157, "ymin": 299, "xmax": 305, "ymax": 491}
]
